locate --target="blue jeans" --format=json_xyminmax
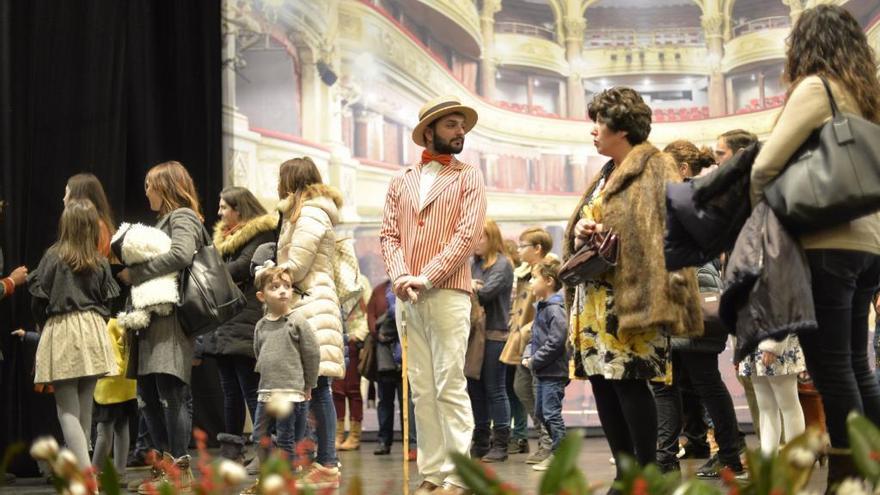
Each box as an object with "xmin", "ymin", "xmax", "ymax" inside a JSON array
[
  {"xmin": 466, "ymin": 340, "xmax": 510, "ymax": 433},
  {"xmin": 535, "ymin": 378, "xmax": 566, "ymax": 451},
  {"xmin": 215, "ymin": 355, "xmax": 259, "ymax": 436},
  {"xmin": 138, "ymin": 373, "xmax": 191, "ymax": 457},
  {"xmin": 253, "ymin": 401, "xmax": 297, "ymax": 463},
  {"xmin": 506, "ymin": 364, "xmax": 528, "ymax": 441},
  {"xmin": 308, "ymin": 377, "xmax": 337, "ymax": 466}
]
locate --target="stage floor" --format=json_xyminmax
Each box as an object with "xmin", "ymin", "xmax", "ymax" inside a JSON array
[{"xmin": 1, "ymin": 435, "xmax": 831, "ymax": 494}]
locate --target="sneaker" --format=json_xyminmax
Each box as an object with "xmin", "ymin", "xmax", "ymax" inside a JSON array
[
  {"xmin": 532, "ymin": 454, "xmax": 554, "ymax": 471},
  {"xmin": 525, "ymin": 446, "xmax": 551, "ymax": 465},
  {"xmin": 407, "ymin": 449, "xmax": 417, "ymax": 462},
  {"xmin": 507, "ymin": 438, "xmax": 530, "ymax": 455},
  {"xmin": 298, "ymin": 463, "xmax": 341, "ymax": 490},
  {"xmin": 695, "ymin": 456, "xmax": 747, "ymax": 480}
]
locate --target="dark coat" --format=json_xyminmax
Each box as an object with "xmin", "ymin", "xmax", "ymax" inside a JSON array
[
  {"xmin": 529, "ymin": 293, "xmax": 569, "ymax": 379},
  {"xmin": 720, "ymin": 202, "xmax": 817, "ymax": 362},
  {"xmin": 664, "ymin": 143, "xmax": 760, "ymax": 271},
  {"xmin": 671, "ymin": 260, "xmax": 727, "ymax": 353},
  {"xmin": 201, "ymin": 213, "xmax": 277, "ymax": 358},
  {"xmin": 564, "ymin": 143, "xmax": 704, "ymax": 338}
]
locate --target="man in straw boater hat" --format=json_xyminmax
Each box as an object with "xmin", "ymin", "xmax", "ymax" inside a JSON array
[{"xmin": 380, "ymin": 95, "xmax": 487, "ymax": 495}]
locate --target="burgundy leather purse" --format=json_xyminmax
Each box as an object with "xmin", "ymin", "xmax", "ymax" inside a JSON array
[{"xmin": 559, "ymin": 229, "xmax": 620, "ymax": 286}]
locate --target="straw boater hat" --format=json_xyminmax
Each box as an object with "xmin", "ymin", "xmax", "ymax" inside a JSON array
[{"xmin": 411, "ymin": 95, "xmax": 478, "ymax": 147}]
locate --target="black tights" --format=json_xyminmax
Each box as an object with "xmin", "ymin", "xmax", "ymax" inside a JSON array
[{"xmin": 589, "ymin": 376, "xmax": 657, "ymax": 479}]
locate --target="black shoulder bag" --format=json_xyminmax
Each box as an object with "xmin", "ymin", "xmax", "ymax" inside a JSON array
[
  {"xmin": 178, "ymin": 225, "xmax": 246, "ymax": 337},
  {"xmin": 764, "ymin": 76, "xmax": 880, "ymax": 232}
]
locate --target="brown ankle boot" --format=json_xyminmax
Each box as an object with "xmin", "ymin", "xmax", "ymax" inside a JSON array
[
  {"xmin": 339, "ymin": 421, "xmax": 362, "ymax": 450},
  {"xmin": 335, "ymin": 421, "xmax": 346, "ymax": 449}
]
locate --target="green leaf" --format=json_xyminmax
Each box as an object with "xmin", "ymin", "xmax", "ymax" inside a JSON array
[
  {"xmin": 451, "ymin": 452, "xmax": 494, "ymax": 494},
  {"xmin": 158, "ymin": 481, "xmax": 175, "ymax": 495},
  {"xmin": 538, "ymin": 433, "xmax": 582, "ymax": 495},
  {"xmin": 848, "ymin": 413, "xmax": 880, "ymax": 483},
  {"xmin": 100, "ymin": 456, "xmax": 121, "ymax": 495}
]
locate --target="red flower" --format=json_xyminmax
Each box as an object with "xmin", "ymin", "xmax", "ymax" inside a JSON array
[
  {"xmin": 870, "ymin": 451, "xmax": 880, "ymax": 462},
  {"xmin": 632, "ymin": 476, "xmax": 649, "ymax": 495},
  {"xmin": 720, "ymin": 467, "xmax": 736, "ymax": 484}
]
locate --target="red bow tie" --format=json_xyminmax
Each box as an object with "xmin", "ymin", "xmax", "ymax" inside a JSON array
[{"xmin": 420, "ymin": 150, "xmax": 453, "ymax": 167}]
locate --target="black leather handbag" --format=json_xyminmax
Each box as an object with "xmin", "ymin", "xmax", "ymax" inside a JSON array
[
  {"xmin": 177, "ymin": 227, "xmax": 246, "ymax": 337},
  {"xmin": 764, "ymin": 76, "xmax": 880, "ymax": 232}
]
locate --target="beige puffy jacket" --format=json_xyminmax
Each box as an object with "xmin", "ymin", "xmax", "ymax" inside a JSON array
[{"xmin": 277, "ymin": 183, "xmax": 344, "ymax": 378}]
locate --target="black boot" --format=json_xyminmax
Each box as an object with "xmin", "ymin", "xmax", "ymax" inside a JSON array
[
  {"xmin": 470, "ymin": 427, "xmax": 491, "ymax": 458},
  {"xmin": 482, "ymin": 426, "xmax": 510, "ymax": 463},
  {"xmin": 825, "ymin": 450, "xmax": 857, "ymax": 495},
  {"xmin": 217, "ymin": 433, "xmax": 246, "ymax": 463}
]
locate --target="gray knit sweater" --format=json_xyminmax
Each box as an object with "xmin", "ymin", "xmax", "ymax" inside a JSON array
[{"xmin": 254, "ymin": 311, "xmax": 320, "ymax": 395}]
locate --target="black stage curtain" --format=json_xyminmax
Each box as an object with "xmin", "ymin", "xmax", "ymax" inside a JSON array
[{"xmin": 0, "ymin": 0, "xmax": 224, "ymax": 475}]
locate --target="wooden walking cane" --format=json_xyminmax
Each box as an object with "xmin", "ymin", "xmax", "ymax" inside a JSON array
[{"xmin": 401, "ymin": 287, "xmax": 418, "ymax": 495}]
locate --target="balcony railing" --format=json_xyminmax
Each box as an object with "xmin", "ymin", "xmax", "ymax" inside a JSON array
[
  {"xmin": 584, "ymin": 27, "xmax": 705, "ymax": 48},
  {"xmin": 496, "ymin": 21, "xmax": 555, "ymax": 41},
  {"xmin": 732, "ymin": 16, "xmax": 790, "ymax": 37}
]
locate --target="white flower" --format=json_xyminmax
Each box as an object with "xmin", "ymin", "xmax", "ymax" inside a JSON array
[
  {"xmin": 65, "ymin": 481, "xmax": 87, "ymax": 495},
  {"xmin": 29, "ymin": 436, "xmax": 59, "ymax": 460},
  {"xmin": 261, "ymin": 474, "xmax": 285, "ymax": 495},
  {"xmin": 265, "ymin": 396, "xmax": 293, "ymax": 419},
  {"xmin": 787, "ymin": 447, "xmax": 815, "ymax": 469},
  {"xmin": 836, "ymin": 478, "xmax": 871, "ymax": 495},
  {"xmin": 52, "ymin": 449, "xmax": 79, "ymax": 478},
  {"xmin": 217, "ymin": 459, "xmax": 247, "ymax": 485}
]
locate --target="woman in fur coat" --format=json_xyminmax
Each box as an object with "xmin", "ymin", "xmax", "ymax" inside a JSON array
[
  {"xmin": 564, "ymin": 87, "xmax": 704, "ymax": 487},
  {"xmin": 201, "ymin": 186, "xmax": 277, "ymax": 461},
  {"xmin": 276, "ymin": 157, "xmax": 344, "ymax": 488}
]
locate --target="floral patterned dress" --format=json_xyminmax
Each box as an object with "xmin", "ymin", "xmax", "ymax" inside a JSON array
[
  {"xmin": 739, "ymin": 334, "xmax": 806, "ymax": 377},
  {"xmin": 570, "ymin": 176, "xmax": 671, "ymax": 381}
]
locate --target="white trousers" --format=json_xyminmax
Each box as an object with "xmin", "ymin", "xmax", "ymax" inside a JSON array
[
  {"xmin": 752, "ymin": 374, "xmax": 805, "ymax": 455},
  {"xmin": 397, "ymin": 289, "xmax": 474, "ymax": 487}
]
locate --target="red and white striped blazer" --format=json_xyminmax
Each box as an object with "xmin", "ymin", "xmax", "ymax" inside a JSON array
[{"xmin": 380, "ymin": 157, "xmax": 487, "ymax": 294}]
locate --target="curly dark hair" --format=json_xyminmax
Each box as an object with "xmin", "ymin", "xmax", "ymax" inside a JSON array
[
  {"xmin": 587, "ymin": 87, "xmax": 652, "ymax": 145},
  {"xmin": 785, "ymin": 4, "xmax": 880, "ymax": 123}
]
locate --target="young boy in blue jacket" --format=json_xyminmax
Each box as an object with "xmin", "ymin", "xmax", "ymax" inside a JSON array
[{"xmin": 523, "ymin": 258, "xmax": 569, "ymax": 471}]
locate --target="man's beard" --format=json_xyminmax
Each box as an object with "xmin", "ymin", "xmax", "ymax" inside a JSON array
[{"xmin": 433, "ymin": 134, "xmax": 464, "ymax": 154}]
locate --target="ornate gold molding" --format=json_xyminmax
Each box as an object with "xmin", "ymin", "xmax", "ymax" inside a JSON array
[
  {"xmin": 564, "ymin": 17, "xmax": 586, "ymax": 43},
  {"xmin": 414, "ymin": 0, "xmax": 482, "ymax": 49},
  {"xmin": 721, "ymin": 28, "xmax": 787, "ymax": 73},
  {"xmin": 495, "ymin": 34, "xmax": 569, "ymax": 76},
  {"xmin": 580, "ymin": 46, "xmax": 710, "ymax": 78},
  {"xmin": 701, "ymin": 13, "xmax": 724, "ymax": 38}
]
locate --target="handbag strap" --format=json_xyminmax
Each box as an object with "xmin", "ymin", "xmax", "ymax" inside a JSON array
[{"xmin": 818, "ymin": 75, "xmax": 841, "ymax": 120}]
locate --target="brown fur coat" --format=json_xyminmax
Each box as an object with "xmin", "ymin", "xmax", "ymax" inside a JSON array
[{"xmin": 564, "ymin": 143, "xmax": 704, "ymax": 337}]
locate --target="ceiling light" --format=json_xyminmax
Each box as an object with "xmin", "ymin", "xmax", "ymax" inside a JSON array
[
  {"xmin": 534, "ymin": 79, "xmax": 541, "ymax": 87},
  {"xmin": 643, "ymin": 78, "xmax": 651, "ymax": 86},
  {"xmin": 600, "ymin": 79, "xmax": 609, "ymax": 87},
  {"xmin": 750, "ymin": 74, "xmax": 756, "ymax": 81}
]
